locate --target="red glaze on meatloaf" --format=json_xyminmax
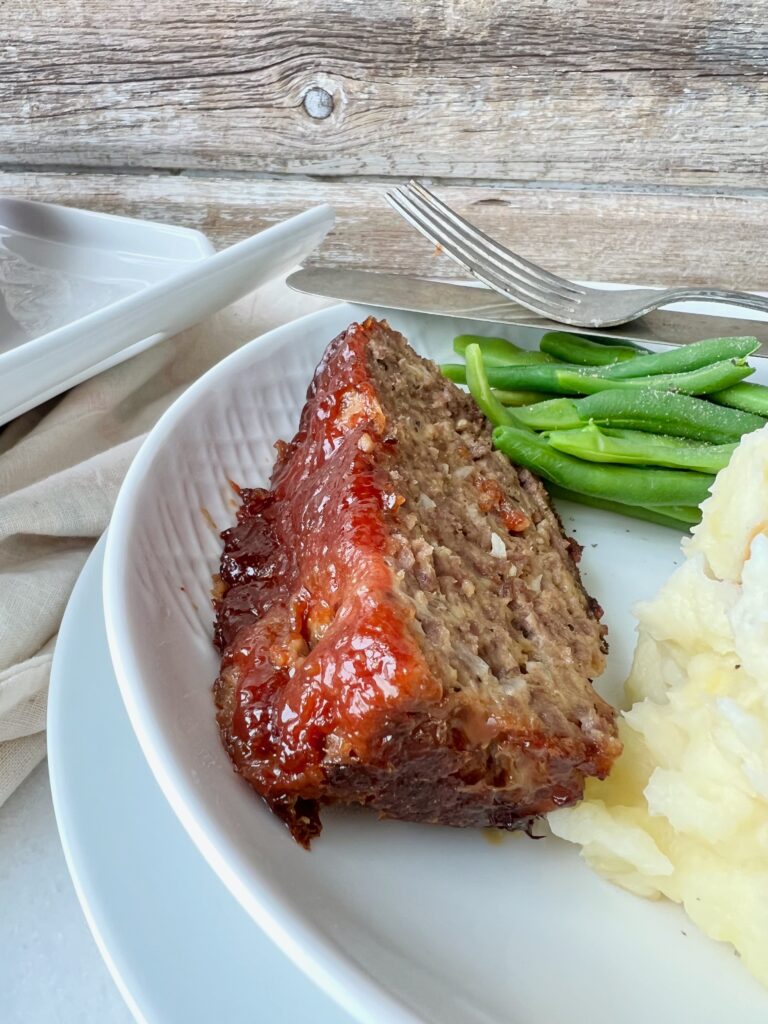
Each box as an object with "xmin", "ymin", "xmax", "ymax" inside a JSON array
[{"xmin": 214, "ymin": 318, "xmax": 620, "ymax": 846}]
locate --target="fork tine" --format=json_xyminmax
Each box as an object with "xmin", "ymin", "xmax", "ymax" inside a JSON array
[
  {"xmin": 407, "ymin": 180, "xmax": 585, "ymax": 298},
  {"xmin": 395, "ymin": 188, "xmax": 573, "ymax": 310},
  {"xmin": 388, "ymin": 187, "xmax": 574, "ymax": 314},
  {"xmin": 386, "ymin": 189, "xmax": 572, "ymax": 316},
  {"xmin": 386, "ymin": 188, "xmax": 572, "ymax": 314}
]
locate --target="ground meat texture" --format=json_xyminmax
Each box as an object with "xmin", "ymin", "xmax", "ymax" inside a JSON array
[{"xmin": 213, "ymin": 317, "xmax": 621, "ymax": 847}]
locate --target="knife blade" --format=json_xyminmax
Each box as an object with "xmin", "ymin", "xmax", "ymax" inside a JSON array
[{"xmin": 287, "ymin": 267, "xmax": 768, "ymax": 354}]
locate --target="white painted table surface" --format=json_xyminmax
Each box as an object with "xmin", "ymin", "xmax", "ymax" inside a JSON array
[{"xmin": 0, "ymin": 762, "xmax": 131, "ymax": 1024}]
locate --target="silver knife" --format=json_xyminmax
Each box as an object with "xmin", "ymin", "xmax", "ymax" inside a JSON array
[{"xmin": 287, "ymin": 267, "xmax": 768, "ymax": 354}]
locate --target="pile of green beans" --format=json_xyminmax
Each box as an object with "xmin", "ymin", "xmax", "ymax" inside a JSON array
[{"xmin": 442, "ymin": 332, "xmax": 768, "ymax": 530}]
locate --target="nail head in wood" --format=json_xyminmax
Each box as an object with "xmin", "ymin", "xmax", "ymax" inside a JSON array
[{"xmin": 302, "ymin": 87, "xmax": 334, "ymax": 120}]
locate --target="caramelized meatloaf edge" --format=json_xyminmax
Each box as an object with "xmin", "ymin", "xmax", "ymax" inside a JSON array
[{"xmin": 214, "ymin": 317, "xmax": 620, "ymax": 846}]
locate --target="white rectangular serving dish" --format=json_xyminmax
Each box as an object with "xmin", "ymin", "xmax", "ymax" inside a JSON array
[{"xmin": 0, "ymin": 199, "xmax": 334, "ymax": 426}]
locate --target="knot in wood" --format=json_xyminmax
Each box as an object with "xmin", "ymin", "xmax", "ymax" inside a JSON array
[{"xmin": 302, "ymin": 86, "xmax": 334, "ymax": 120}]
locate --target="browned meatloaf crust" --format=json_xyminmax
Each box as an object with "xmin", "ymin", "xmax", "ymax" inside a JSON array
[{"xmin": 214, "ymin": 317, "xmax": 621, "ymax": 846}]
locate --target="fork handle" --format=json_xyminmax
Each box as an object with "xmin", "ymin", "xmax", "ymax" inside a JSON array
[{"xmin": 656, "ymin": 287, "xmax": 768, "ymax": 318}]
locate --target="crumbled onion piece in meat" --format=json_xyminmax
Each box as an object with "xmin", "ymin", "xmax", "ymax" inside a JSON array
[
  {"xmin": 529, "ymin": 574, "xmax": 543, "ymax": 592},
  {"xmin": 500, "ymin": 675, "xmax": 526, "ymax": 696},
  {"xmin": 490, "ymin": 532, "xmax": 507, "ymax": 559},
  {"xmin": 579, "ymin": 709, "xmax": 601, "ymax": 734},
  {"xmin": 455, "ymin": 644, "xmax": 492, "ymax": 678},
  {"xmin": 467, "ymin": 503, "xmax": 487, "ymax": 528},
  {"xmin": 418, "ymin": 492, "xmax": 437, "ymax": 511},
  {"xmin": 384, "ymin": 492, "xmax": 406, "ymax": 511},
  {"xmin": 452, "ymin": 464, "xmax": 474, "ymax": 481}
]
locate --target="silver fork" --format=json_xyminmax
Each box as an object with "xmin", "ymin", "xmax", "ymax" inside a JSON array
[{"xmin": 385, "ymin": 180, "xmax": 768, "ymax": 328}]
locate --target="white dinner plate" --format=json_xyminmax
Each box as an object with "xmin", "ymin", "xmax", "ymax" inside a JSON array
[
  {"xmin": 48, "ymin": 536, "xmax": 353, "ymax": 1024},
  {"xmin": 0, "ymin": 199, "xmax": 334, "ymax": 426},
  {"xmin": 103, "ymin": 302, "xmax": 768, "ymax": 1024}
]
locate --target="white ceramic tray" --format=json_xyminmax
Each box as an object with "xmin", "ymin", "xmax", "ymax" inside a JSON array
[
  {"xmin": 0, "ymin": 199, "xmax": 334, "ymax": 426},
  {"xmin": 103, "ymin": 302, "xmax": 768, "ymax": 1024}
]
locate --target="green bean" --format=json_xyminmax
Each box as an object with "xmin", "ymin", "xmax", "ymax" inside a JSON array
[
  {"xmin": 453, "ymin": 335, "xmax": 554, "ymax": 366},
  {"xmin": 493, "ymin": 389, "xmax": 559, "ymax": 406},
  {"xmin": 444, "ymin": 364, "xmax": 566, "ymax": 386},
  {"xmin": 574, "ymin": 389, "xmax": 764, "ymax": 443},
  {"xmin": 481, "ymin": 358, "xmax": 753, "ymax": 396},
  {"xmin": 474, "ymin": 362, "xmax": 585, "ymax": 393},
  {"xmin": 492, "ymin": 426, "xmax": 715, "ymax": 507},
  {"xmin": 446, "ymin": 361, "xmax": 592, "ymax": 391},
  {"xmin": 598, "ymin": 359, "xmax": 754, "ymax": 394},
  {"xmin": 545, "ymin": 484, "xmax": 699, "ymax": 530},
  {"xmin": 546, "ymin": 422, "xmax": 736, "ymax": 473},
  {"xmin": 709, "ymin": 381, "xmax": 768, "ymax": 416},
  {"xmin": 539, "ymin": 331, "xmax": 646, "ymax": 366},
  {"xmin": 441, "ymin": 363, "xmax": 470, "ymax": 383},
  {"xmin": 441, "ymin": 364, "xmax": 559, "ymax": 405},
  {"xmin": 508, "ymin": 398, "xmax": 583, "ymax": 430},
  {"xmin": 600, "ymin": 336, "xmax": 758, "ymax": 380},
  {"xmin": 510, "ymin": 390, "xmax": 763, "ymax": 442},
  {"xmin": 655, "ymin": 504, "xmax": 703, "ymax": 525},
  {"xmin": 464, "ymin": 344, "xmax": 515, "ymax": 427}
]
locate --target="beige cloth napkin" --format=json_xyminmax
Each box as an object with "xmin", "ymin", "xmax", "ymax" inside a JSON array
[{"xmin": 0, "ymin": 277, "xmax": 331, "ymax": 807}]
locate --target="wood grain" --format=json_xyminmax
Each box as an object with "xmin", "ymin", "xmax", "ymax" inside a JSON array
[
  {"xmin": 2, "ymin": 1, "xmax": 768, "ymax": 186},
  {"xmin": 4, "ymin": 171, "xmax": 767, "ymax": 289}
]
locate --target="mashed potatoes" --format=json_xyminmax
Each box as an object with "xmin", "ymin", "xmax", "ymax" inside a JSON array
[{"xmin": 549, "ymin": 425, "xmax": 768, "ymax": 988}]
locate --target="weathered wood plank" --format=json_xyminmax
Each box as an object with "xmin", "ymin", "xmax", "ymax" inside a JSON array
[
  {"xmin": 2, "ymin": 1, "xmax": 768, "ymax": 186},
  {"xmin": 3, "ymin": 171, "xmax": 767, "ymax": 289}
]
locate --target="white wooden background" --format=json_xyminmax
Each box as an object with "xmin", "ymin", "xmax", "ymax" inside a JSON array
[{"xmin": 2, "ymin": 1, "xmax": 767, "ymax": 283}]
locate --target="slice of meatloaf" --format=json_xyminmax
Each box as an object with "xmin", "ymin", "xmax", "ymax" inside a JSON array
[{"xmin": 214, "ymin": 317, "xmax": 621, "ymax": 846}]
